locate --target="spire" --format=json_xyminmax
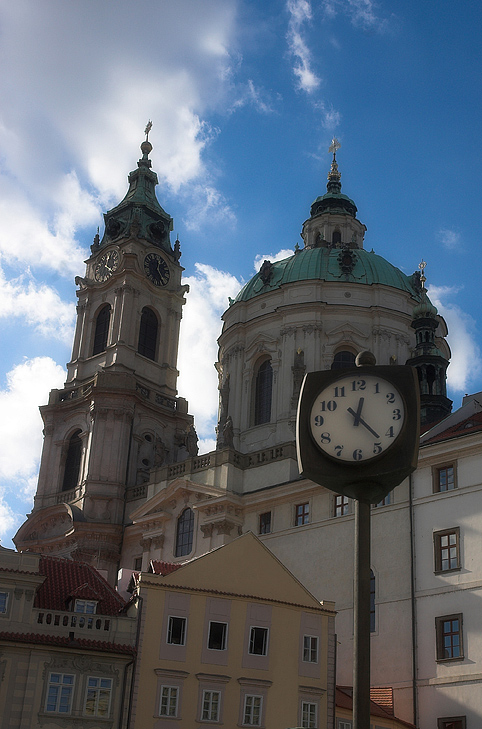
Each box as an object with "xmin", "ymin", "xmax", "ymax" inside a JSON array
[
  {"xmin": 406, "ymin": 259, "xmax": 452, "ymax": 425},
  {"xmin": 309, "ymin": 138, "xmax": 358, "ymax": 220},
  {"xmin": 98, "ymin": 122, "xmax": 174, "ymax": 253},
  {"xmin": 327, "ymin": 138, "xmax": 342, "ymax": 194}
]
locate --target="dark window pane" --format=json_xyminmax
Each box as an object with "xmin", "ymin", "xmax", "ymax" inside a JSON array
[
  {"xmin": 138, "ymin": 307, "xmax": 158, "ymax": 360},
  {"xmin": 62, "ymin": 430, "xmax": 82, "ymax": 491},
  {"xmin": 92, "ymin": 305, "xmax": 111, "ymax": 355},
  {"xmin": 254, "ymin": 359, "xmax": 273, "ymax": 425},
  {"xmin": 208, "ymin": 621, "xmax": 227, "ymax": 650},
  {"xmin": 259, "ymin": 512, "xmax": 271, "ymax": 534},
  {"xmin": 167, "ymin": 616, "xmax": 186, "ymax": 645},
  {"xmin": 175, "ymin": 508, "xmax": 194, "ymax": 557},
  {"xmin": 331, "ymin": 350, "xmax": 356, "ymax": 370}
]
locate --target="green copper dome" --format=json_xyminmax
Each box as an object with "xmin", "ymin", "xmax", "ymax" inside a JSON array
[{"xmin": 234, "ymin": 247, "xmax": 421, "ymax": 303}]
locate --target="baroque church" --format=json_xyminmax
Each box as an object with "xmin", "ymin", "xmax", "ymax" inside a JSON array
[{"xmin": 15, "ymin": 136, "xmax": 482, "ymax": 728}]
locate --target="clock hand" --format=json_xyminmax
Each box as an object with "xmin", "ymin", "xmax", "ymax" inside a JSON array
[
  {"xmin": 347, "ymin": 403, "xmax": 380, "ymax": 438},
  {"xmin": 347, "ymin": 397, "xmax": 364, "ymax": 426},
  {"xmin": 347, "ymin": 408, "xmax": 380, "ymax": 439}
]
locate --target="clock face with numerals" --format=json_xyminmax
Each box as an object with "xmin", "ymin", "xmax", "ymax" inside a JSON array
[
  {"xmin": 309, "ymin": 374, "xmax": 405, "ymax": 463},
  {"xmin": 144, "ymin": 252, "xmax": 170, "ymax": 286},
  {"xmin": 94, "ymin": 250, "xmax": 119, "ymax": 282}
]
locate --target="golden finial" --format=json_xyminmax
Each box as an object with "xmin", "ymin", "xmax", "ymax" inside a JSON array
[{"xmin": 418, "ymin": 259, "xmax": 427, "ymax": 290}]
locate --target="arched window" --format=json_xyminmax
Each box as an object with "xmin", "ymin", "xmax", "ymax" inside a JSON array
[
  {"xmin": 254, "ymin": 358, "xmax": 273, "ymax": 425},
  {"xmin": 138, "ymin": 307, "xmax": 158, "ymax": 360},
  {"xmin": 62, "ymin": 430, "xmax": 82, "ymax": 492},
  {"xmin": 370, "ymin": 569, "xmax": 376, "ymax": 632},
  {"xmin": 175, "ymin": 508, "xmax": 194, "ymax": 557},
  {"xmin": 92, "ymin": 305, "xmax": 111, "ymax": 356},
  {"xmin": 332, "ymin": 230, "xmax": 342, "ymax": 246},
  {"xmin": 331, "ymin": 350, "xmax": 356, "ymax": 370}
]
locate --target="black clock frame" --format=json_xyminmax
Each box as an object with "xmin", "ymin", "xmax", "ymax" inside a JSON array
[{"xmin": 296, "ymin": 365, "xmax": 420, "ymax": 503}]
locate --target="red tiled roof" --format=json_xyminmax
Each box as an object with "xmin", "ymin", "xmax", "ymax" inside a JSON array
[
  {"xmin": 35, "ymin": 556, "xmax": 125, "ymax": 615},
  {"xmin": 0, "ymin": 631, "xmax": 135, "ymax": 655},
  {"xmin": 150, "ymin": 560, "xmax": 184, "ymax": 576},
  {"xmin": 370, "ymin": 686, "xmax": 394, "ymax": 714},
  {"xmin": 336, "ymin": 686, "xmax": 416, "ymax": 728},
  {"xmin": 422, "ymin": 411, "xmax": 482, "ymax": 445}
]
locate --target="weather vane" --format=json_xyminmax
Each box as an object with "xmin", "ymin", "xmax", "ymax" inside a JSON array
[
  {"xmin": 329, "ymin": 137, "xmax": 341, "ymax": 158},
  {"xmin": 418, "ymin": 259, "xmax": 427, "ymax": 289},
  {"xmin": 145, "ymin": 120, "xmax": 152, "ymax": 141}
]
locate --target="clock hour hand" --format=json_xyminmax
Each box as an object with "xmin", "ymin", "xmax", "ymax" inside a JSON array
[{"xmin": 347, "ymin": 401, "xmax": 380, "ymax": 439}]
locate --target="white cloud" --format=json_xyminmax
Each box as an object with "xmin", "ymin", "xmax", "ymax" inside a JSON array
[
  {"xmin": 0, "ymin": 1, "xmax": 239, "ymax": 256},
  {"xmin": 254, "ymin": 249, "xmax": 295, "ymax": 271},
  {"xmin": 230, "ymin": 80, "xmax": 278, "ymax": 115},
  {"xmin": 428, "ymin": 285, "xmax": 482, "ymax": 393},
  {"xmin": 0, "ymin": 265, "xmax": 75, "ymax": 344},
  {"xmin": 178, "ymin": 264, "xmax": 243, "ymax": 440},
  {"xmin": 322, "ymin": 0, "xmax": 389, "ymax": 32},
  {"xmin": 438, "ymin": 228, "xmax": 461, "ymax": 251},
  {"xmin": 286, "ymin": 0, "xmax": 321, "ymax": 94},
  {"xmin": 0, "ymin": 496, "xmax": 19, "ymax": 545},
  {"xmin": 0, "ymin": 358, "xmax": 66, "ymax": 492}
]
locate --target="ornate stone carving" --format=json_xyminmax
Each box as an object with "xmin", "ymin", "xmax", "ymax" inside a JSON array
[
  {"xmin": 200, "ymin": 523, "xmax": 214, "ymax": 538},
  {"xmin": 214, "ymin": 519, "xmax": 236, "ymax": 536}
]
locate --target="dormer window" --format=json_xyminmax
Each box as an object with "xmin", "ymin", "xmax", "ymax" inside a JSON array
[{"xmin": 74, "ymin": 599, "xmax": 97, "ymax": 614}]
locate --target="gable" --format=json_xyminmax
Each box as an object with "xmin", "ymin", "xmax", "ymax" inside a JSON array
[{"xmin": 151, "ymin": 532, "xmax": 330, "ymax": 611}]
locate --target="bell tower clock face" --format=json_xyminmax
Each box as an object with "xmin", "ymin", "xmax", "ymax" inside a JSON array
[
  {"xmin": 94, "ymin": 250, "xmax": 119, "ymax": 282},
  {"xmin": 144, "ymin": 252, "xmax": 170, "ymax": 286},
  {"xmin": 309, "ymin": 374, "xmax": 405, "ymax": 463}
]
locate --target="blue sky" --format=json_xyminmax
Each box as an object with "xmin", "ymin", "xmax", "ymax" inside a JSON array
[{"xmin": 1, "ymin": 0, "xmax": 482, "ymax": 546}]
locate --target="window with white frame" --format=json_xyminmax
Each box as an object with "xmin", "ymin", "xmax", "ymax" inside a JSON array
[
  {"xmin": 74, "ymin": 599, "xmax": 97, "ymax": 614},
  {"xmin": 167, "ymin": 616, "xmax": 187, "ymax": 645},
  {"xmin": 84, "ymin": 677, "xmax": 112, "ymax": 717},
  {"xmin": 337, "ymin": 721, "xmax": 352, "ymax": 729},
  {"xmin": 0, "ymin": 591, "xmax": 9, "ymax": 613},
  {"xmin": 303, "ymin": 635, "xmax": 319, "ymax": 663},
  {"xmin": 208, "ymin": 621, "xmax": 228, "ymax": 651},
  {"xmin": 45, "ymin": 673, "xmax": 75, "ymax": 714},
  {"xmin": 243, "ymin": 694, "xmax": 262, "ymax": 725},
  {"xmin": 201, "ymin": 690, "xmax": 221, "ymax": 722},
  {"xmin": 301, "ymin": 701, "xmax": 317, "ymax": 728},
  {"xmin": 159, "ymin": 685, "xmax": 179, "ymax": 717},
  {"xmin": 249, "ymin": 626, "xmax": 269, "ymax": 655}
]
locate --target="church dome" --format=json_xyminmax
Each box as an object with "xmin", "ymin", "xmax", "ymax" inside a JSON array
[{"xmin": 234, "ymin": 246, "xmax": 421, "ymax": 303}]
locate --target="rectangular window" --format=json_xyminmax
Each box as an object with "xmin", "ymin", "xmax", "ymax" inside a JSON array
[
  {"xmin": 303, "ymin": 635, "xmax": 319, "ymax": 663},
  {"xmin": 84, "ymin": 677, "xmax": 112, "ymax": 717},
  {"xmin": 74, "ymin": 599, "xmax": 97, "ymax": 614},
  {"xmin": 45, "ymin": 673, "xmax": 75, "ymax": 714},
  {"xmin": 167, "ymin": 616, "xmax": 187, "ymax": 645},
  {"xmin": 259, "ymin": 511, "xmax": 272, "ymax": 534},
  {"xmin": 244, "ymin": 694, "xmax": 262, "ymax": 725},
  {"xmin": 295, "ymin": 502, "xmax": 309, "ymax": 526},
  {"xmin": 202, "ymin": 690, "xmax": 220, "ymax": 721},
  {"xmin": 437, "ymin": 718, "xmax": 466, "ymax": 729},
  {"xmin": 337, "ymin": 721, "xmax": 353, "ymax": 729},
  {"xmin": 334, "ymin": 495, "xmax": 349, "ymax": 517},
  {"xmin": 134, "ymin": 556, "xmax": 142, "ymax": 571},
  {"xmin": 249, "ymin": 626, "xmax": 269, "ymax": 655},
  {"xmin": 208, "ymin": 621, "xmax": 228, "ymax": 651},
  {"xmin": 434, "ymin": 464, "xmax": 456, "ymax": 492},
  {"xmin": 374, "ymin": 492, "xmax": 391, "ymax": 507},
  {"xmin": 0, "ymin": 591, "xmax": 8, "ymax": 613},
  {"xmin": 434, "ymin": 528, "xmax": 460, "ymax": 572},
  {"xmin": 159, "ymin": 685, "xmax": 178, "ymax": 717},
  {"xmin": 436, "ymin": 614, "xmax": 463, "ymax": 661},
  {"xmin": 301, "ymin": 701, "xmax": 317, "ymax": 728}
]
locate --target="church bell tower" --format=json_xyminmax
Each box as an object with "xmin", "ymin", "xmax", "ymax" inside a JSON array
[{"xmin": 14, "ymin": 128, "xmax": 196, "ymax": 583}]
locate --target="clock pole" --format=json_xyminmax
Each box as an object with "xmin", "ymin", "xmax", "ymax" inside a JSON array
[{"xmin": 353, "ymin": 497, "xmax": 371, "ymax": 729}]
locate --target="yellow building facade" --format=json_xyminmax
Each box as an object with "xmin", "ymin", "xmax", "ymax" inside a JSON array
[{"xmin": 130, "ymin": 532, "xmax": 335, "ymax": 729}]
